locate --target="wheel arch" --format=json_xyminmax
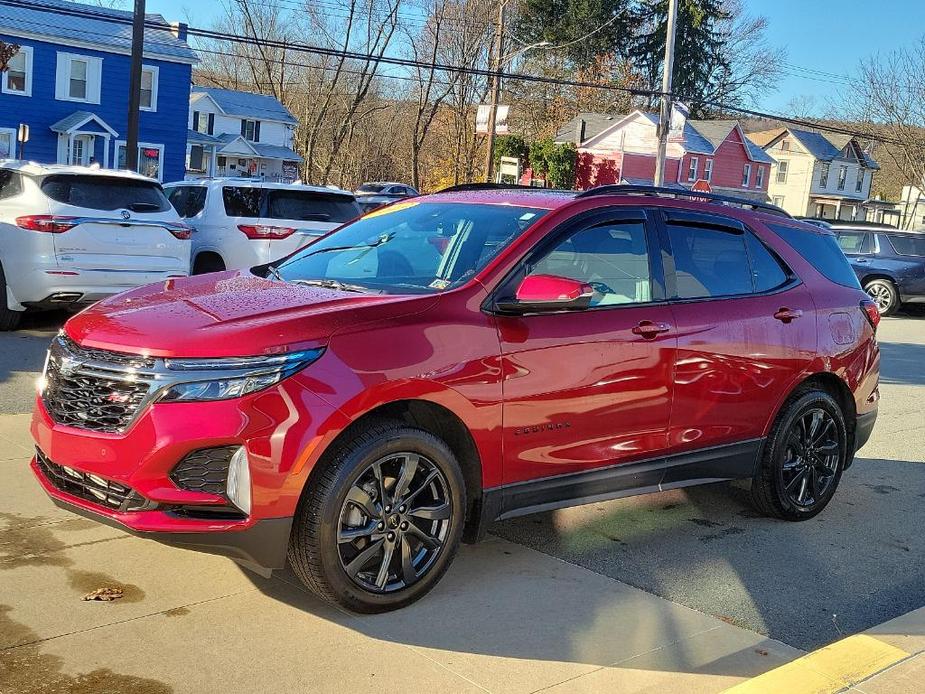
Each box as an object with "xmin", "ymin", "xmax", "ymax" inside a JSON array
[
  {"xmin": 301, "ymin": 397, "xmax": 487, "ymax": 542},
  {"xmin": 192, "ymin": 250, "xmax": 226, "ymax": 274},
  {"xmin": 859, "ymin": 273, "xmax": 897, "ymax": 289}
]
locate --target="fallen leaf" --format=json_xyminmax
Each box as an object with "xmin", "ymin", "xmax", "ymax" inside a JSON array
[
  {"xmin": 755, "ymin": 649, "xmax": 769, "ymax": 656},
  {"xmin": 83, "ymin": 587, "xmax": 124, "ymax": 602}
]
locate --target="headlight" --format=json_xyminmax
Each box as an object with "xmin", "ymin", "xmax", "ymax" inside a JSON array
[{"xmin": 157, "ymin": 348, "xmax": 324, "ymax": 402}]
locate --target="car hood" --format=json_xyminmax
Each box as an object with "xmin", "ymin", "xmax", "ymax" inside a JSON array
[{"xmin": 65, "ymin": 271, "xmax": 437, "ymax": 357}]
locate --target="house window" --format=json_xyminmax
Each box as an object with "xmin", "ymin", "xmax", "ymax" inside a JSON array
[
  {"xmin": 241, "ymin": 119, "xmax": 260, "ymax": 142},
  {"xmin": 2, "ymin": 46, "xmax": 32, "ymax": 96},
  {"xmin": 56, "ymin": 53, "xmax": 102, "ymax": 104},
  {"xmin": 117, "ymin": 141, "xmax": 165, "ymax": 181},
  {"xmin": 837, "ymin": 165, "xmax": 847, "ymax": 191},
  {"xmin": 188, "ymin": 145, "xmax": 206, "ymax": 173},
  {"xmin": 704, "ymin": 158, "xmax": 713, "ymax": 181},
  {"xmin": 756, "ymin": 165, "xmax": 765, "ymax": 188},
  {"xmin": 688, "ymin": 157, "xmax": 698, "ymax": 182},
  {"xmin": 819, "ymin": 163, "xmax": 830, "ymax": 188},
  {"xmin": 776, "ymin": 160, "xmax": 788, "ymax": 183},
  {"xmin": 140, "ymin": 66, "xmax": 159, "ymax": 111},
  {"xmin": 0, "ymin": 128, "xmax": 15, "ymax": 158},
  {"xmin": 192, "ymin": 111, "xmax": 214, "ymax": 135},
  {"xmin": 856, "ymin": 169, "xmax": 865, "ymax": 193},
  {"xmin": 742, "ymin": 163, "xmax": 752, "ymax": 187},
  {"xmin": 780, "ymin": 140, "xmax": 790, "ymax": 151},
  {"xmin": 772, "ymin": 195, "xmax": 785, "ymax": 207}
]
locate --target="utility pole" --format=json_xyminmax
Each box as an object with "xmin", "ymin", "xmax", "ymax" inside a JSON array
[
  {"xmin": 125, "ymin": 0, "xmax": 146, "ymax": 172},
  {"xmin": 483, "ymin": 0, "xmax": 506, "ymax": 183},
  {"xmin": 654, "ymin": 0, "xmax": 679, "ymax": 187}
]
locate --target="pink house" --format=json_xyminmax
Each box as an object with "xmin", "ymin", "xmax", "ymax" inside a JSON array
[{"xmin": 556, "ymin": 110, "xmax": 774, "ymax": 200}]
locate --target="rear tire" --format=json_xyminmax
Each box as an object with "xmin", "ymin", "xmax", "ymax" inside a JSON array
[
  {"xmin": 751, "ymin": 387, "xmax": 848, "ymax": 521},
  {"xmin": 192, "ymin": 253, "xmax": 225, "ymax": 275},
  {"xmin": 0, "ymin": 263, "xmax": 23, "ymax": 331},
  {"xmin": 864, "ymin": 279, "xmax": 899, "ymax": 316},
  {"xmin": 288, "ymin": 420, "xmax": 466, "ymax": 613}
]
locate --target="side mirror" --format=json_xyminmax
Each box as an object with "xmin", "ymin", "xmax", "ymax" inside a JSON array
[{"xmin": 495, "ymin": 274, "xmax": 594, "ymax": 314}]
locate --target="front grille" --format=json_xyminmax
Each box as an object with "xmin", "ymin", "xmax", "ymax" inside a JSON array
[
  {"xmin": 35, "ymin": 448, "xmax": 152, "ymax": 512},
  {"xmin": 170, "ymin": 446, "xmax": 238, "ymax": 496},
  {"xmin": 42, "ymin": 336, "xmax": 156, "ymax": 433}
]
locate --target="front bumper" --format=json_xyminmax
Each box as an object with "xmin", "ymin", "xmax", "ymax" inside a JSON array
[{"xmin": 30, "ymin": 376, "xmax": 343, "ymax": 570}]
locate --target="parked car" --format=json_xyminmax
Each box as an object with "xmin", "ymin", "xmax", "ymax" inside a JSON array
[
  {"xmin": 163, "ymin": 179, "xmax": 361, "ymax": 273},
  {"xmin": 31, "ymin": 184, "xmax": 880, "ymax": 612},
  {"xmin": 0, "ymin": 161, "xmax": 191, "ymax": 331},
  {"xmin": 354, "ymin": 182, "xmax": 419, "ymax": 213},
  {"xmin": 831, "ymin": 225, "xmax": 925, "ymax": 315}
]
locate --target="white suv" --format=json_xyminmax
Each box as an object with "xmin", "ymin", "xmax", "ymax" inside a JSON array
[
  {"xmin": 163, "ymin": 179, "xmax": 362, "ymax": 273},
  {"xmin": 0, "ymin": 162, "xmax": 191, "ymax": 331}
]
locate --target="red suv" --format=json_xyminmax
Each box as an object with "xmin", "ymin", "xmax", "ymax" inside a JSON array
[{"xmin": 31, "ymin": 185, "xmax": 880, "ymax": 612}]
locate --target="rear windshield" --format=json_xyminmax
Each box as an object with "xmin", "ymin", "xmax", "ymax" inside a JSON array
[
  {"xmin": 266, "ymin": 191, "xmax": 359, "ymax": 223},
  {"xmin": 887, "ymin": 234, "xmax": 925, "ymax": 257},
  {"xmin": 767, "ymin": 223, "xmax": 862, "ymax": 289},
  {"xmin": 40, "ymin": 175, "xmax": 171, "ymax": 212}
]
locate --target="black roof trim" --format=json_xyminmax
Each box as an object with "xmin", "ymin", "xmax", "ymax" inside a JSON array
[{"xmin": 575, "ymin": 185, "xmax": 792, "ymax": 218}]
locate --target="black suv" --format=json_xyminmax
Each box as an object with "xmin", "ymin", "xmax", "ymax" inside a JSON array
[{"xmin": 832, "ymin": 226, "xmax": 925, "ymax": 315}]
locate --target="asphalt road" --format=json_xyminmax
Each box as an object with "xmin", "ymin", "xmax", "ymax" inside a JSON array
[{"xmin": 1, "ymin": 309, "xmax": 922, "ymax": 652}]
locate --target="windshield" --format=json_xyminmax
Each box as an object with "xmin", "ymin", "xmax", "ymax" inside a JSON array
[
  {"xmin": 358, "ymin": 184, "xmax": 387, "ymax": 193},
  {"xmin": 268, "ymin": 201, "xmax": 547, "ymax": 294},
  {"xmin": 40, "ymin": 175, "xmax": 171, "ymax": 212}
]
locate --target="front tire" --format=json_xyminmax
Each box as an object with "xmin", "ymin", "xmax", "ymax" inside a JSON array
[
  {"xmin": 288, "ymin": 421, "xmax": 466, "ymax": 613},
  {"xmin": 751, "ymin": 388, "xmax": 848, "ymax": 521},
  {"xmin": 864, "ymin": 279, "xmax": 899, "ymax": 316}
]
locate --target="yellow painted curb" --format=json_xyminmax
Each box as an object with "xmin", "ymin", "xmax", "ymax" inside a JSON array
[{"xmin": 724, "ymin": 634, "xmax": 908, "ymax": 694}]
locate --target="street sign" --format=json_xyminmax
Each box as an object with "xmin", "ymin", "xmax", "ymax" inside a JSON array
[
  {"xmin": 691, "ymin": 178, "xmax": 712, "ymax": 193},
  {"xmin": 476, "ymin": 104, "xmax": 510, "ymax": 135},
  {"xmin": 17, "ymin": 123, "xmax": 29, "ymax": 143}
]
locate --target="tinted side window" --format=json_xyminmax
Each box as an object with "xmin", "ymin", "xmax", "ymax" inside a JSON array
[
  {"xmin": 0, "ymin": 170, "xmax": 22, "ymax": 200},
  {"xmin": 887, "ymin": 234, "xmax": 925, "ymax": 257},
  {"xmin": 745, "ymin": 233, "xmax": 789, "ymax": 292},
  {"xmin": 222, "ymin": 187, "xmax": 262, "ymax": 217},
  {"xmin": 530, "ymin": 221, "xmax": 652, "ymax": 306},
  {"xmin": 167, "ymin": 186, "xmax": 207, "ymax": 218},
  {"xmin": 768, "ymin": 223, "xmax": 862, "ymax": 289},
  {"xmin": 836, "ymin": 232, "xmax": 870, "ymax": 254},
  {"xmin": 667, "ymin": 223, "xmax": 752, "ymax": 298}
]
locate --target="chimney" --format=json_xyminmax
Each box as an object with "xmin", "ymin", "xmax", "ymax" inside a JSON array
[
  {"xmin": 171, "ymin": 22, "xmax": 189, "ymax": 42},
  {"xmin": 576, "ymin": 118, "xmax": 586, "ymax": 146}
]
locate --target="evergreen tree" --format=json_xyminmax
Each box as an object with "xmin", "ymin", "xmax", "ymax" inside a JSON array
[{"xmin": 630, "ymin": 0, "xmax": 731, "ymax": 114}]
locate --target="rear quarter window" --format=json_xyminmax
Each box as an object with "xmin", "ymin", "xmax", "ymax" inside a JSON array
[
  {"xmin": 0, "ymin": 169, "xmax": 23, "ymax": 200},
  {"xmin": 167, "ymin": 186, "xmax": 207, "ymax": 218},
  {"xmin": 40, "ymin": 175, "xmax": 171, "ymax": 212},
  {"xmin": 222, "ymin": 186, "xmax": 262, "ymax": 217},
  {"xmin": 767, "ymin": 223, "xmax": 862, "ymax": 289},
  {"xmin": 887, "ymin": 234, "xmax": 925, "ymax": 257}
]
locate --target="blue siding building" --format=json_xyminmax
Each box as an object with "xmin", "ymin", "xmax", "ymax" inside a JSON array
[{"xmin": 0, "ymin": 0, "xmax": 197, "ymax": 182}]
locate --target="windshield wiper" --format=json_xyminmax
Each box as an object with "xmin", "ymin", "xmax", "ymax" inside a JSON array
[
  {"xmin": 297, "ymin": 232, "xmax": 395, "ymax": 259},
  {"xmin": 290, "ymin": 278, "xmax": 369, "ymax": 293},
  {"xmin": 265, "ymin": 264, "xmax": 284, "ymax": 281}
]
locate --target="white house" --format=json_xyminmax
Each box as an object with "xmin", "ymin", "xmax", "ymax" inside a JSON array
[
  {"xmin": 185, "ymin": 86, "xmax": 302, "ymax": 181},
  {"xmin": 752, "ymin": 127, "xmax": 879, "ymax": 220}
]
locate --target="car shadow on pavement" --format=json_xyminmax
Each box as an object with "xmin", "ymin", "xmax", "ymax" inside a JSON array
[{"xmin": 0, "ymin": 312, "xmax": 65, "ymax": 414}]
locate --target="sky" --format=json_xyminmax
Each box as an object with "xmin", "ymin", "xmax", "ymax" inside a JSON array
[{"xmin": 147, "ymin": 0, "xmax": 925, "ymax": 117}]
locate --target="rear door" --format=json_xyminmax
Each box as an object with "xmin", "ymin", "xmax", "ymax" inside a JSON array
[
  {"xmin": 659, "ymin": 210, "xmax": 816, "ymax": 457},
  {"xmin": 42, "ymin": 174, "xmax": 188, "ymax": 274},
  {"xmin": 497, "ymin": 208, "xmax": 677, "ymax": 487},
  {"xmin": 834, "ymin": 230, "xmax": 873, "ymax": 283}
]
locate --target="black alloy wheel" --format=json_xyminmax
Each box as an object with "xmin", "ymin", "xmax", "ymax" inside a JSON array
[
  {"xmin": 779, "ymin": 408, "xmax": 840, "ymax": 508},
  {"xmin": 288, "ymin": 421, "xmax": 466, "ymax": 612},
  {"xmin": 337, "ymin": 452, "xmax": 451, "ymax": 593},
  {"xmin": 751, "ymin": 387, "xmax": 847, "ymax": 520}
]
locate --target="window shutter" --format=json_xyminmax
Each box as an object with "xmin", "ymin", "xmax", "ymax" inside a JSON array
[
  {"xmin": 254, "ymin": 121, "xmax": 261, "ymax": 142},
  {"xmin": 193, "ymin": 111, "xmax": 200, "ymax": 131},
  {"xmin": 241, "ymin": 120, "xmax": 246, "ymax": 137},
  {"xmin": 207, "ymin": 113, "xmax": 215, "ymax": 135},
  {"xmin": 54, "ymin": 52, "xmax": 68, "ymax": 100}
]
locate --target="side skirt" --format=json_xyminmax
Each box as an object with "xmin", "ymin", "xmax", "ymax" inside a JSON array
[{"xmin": 478, "ymin": 438, "xmax": 763, "ymax": 527}]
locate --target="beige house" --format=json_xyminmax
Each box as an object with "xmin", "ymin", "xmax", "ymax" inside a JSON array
[{"xmin": 751, "ymin": 127, "xmax": 879, "ymax": 220}]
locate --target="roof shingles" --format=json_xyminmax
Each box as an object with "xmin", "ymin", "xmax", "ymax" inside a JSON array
[{"xmin": 193, "ymin": 87, "xmax": 298, "ymax": 125}]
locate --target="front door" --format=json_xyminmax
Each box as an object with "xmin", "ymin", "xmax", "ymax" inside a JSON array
[
  {"xmin": 70, "ymin": 135, "xmax": 92, "ymax": 166},
  {"xmin": 659, "ymin": 210, "xmax": 816, "ymax": 458},
  {"xmin": 496, "ymin": 209, "xmax": 676, "ymax": 487}
]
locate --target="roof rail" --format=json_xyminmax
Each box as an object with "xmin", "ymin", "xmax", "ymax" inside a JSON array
[
  {"xmin": 436, "ymin": 183, "xmax": 566, "ymax": 193},
  {"xmin": 575, "ymin": 185, "xmax": 792, "ymax": 218}
]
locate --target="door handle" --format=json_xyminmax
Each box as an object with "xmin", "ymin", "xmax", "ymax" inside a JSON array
[
  {"xmin": 855, "ymin": 258, "xmax": 869, "ymax": 264},
  {"xmin": 774, "ymin": 308, "xmax": 803, "ymax": 323},
  {"xmin": 632, "ymin": 321, "xmax": 671, "ymax": 338}
]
